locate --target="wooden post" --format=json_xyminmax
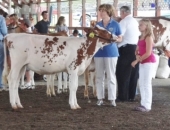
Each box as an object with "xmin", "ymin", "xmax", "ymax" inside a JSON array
[
  {"xmin": 8, "ymin": 0, "xmax": 11, "ymax": 14},
  {"xmin": 82, "ymin": 0, "xmax": 86, "ymax": 34},
  {"xmin": 155, "ymin": 0, "xmax": 161, "ymax": 17},
  {"xmin": 69, "ymin": 0, "xmax": 72, "ymax": 34},
  {"xmin": 57, "ymin": 0, "xmax": 61, "ymax": 19},
  {"xmin": 37, "ymin": 0, "xmax": 41, "ymax": 21},
  {"xmin": 47, "ymin": 0, "xmax": 50, "ymax": 15},
  {"xmin": 96, "ymin": 0, "xmax": 101, "ymax": 21},
  {"xmin": 133, "ymin": 0, "xmax": 138, "ymax": 17},
  {"xmin": 113, "ymin": 0, "xmax": 118, "ymax": 17}
]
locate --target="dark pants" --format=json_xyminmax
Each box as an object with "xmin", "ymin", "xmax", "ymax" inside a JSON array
[
  {"xmin": 0, "ymin": 41, "xmax": 4, "ymax": 87},
  {"xmin": 116, "ymin": 44, "xmax": 139, "ymax": 101}
]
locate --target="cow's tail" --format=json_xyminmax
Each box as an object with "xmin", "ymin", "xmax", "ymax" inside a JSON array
[{"xmin": 2, "ymin": 37, "xmax": 10, "ymax": 86}]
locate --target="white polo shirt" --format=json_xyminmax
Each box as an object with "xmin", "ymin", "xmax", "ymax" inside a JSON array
[
  {"xmin": 26, "ymin": 27, "xmax": 32, "ymax": 33},
  {"xmin": 118, "ymin": 15, "xmax": 140, "ymax": 48}
]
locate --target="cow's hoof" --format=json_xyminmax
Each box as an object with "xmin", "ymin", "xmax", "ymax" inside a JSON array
[
  {"xmin": 12, "ymin": 104, "xmax": 18, "ymax": 110},
  {"xmin": 17, "ymin": 104, "xmax": 24, "ymax": 109},
  {"xmin": 88, "ymin": 100, "xmax": 91, "ymax": 103},
  {"xmin": 52, "ymin": 94, "xmax": 56, "ymax": 97},
  {"xmin": 71, "ymin": 107, "xmax": 77, "ymax": 110},
  {"xmin": 47, "ymin": 94, "xmax": 51, "ymax": 97},
  {"xmin": 76, "ymin": 105, "xmax": 81, "ymax": 109},
  {"xmin": 57, "ymin": 90, "xmax": 62, "ymax": 94},
  {"xmin": 70, "ymin": 105, "xmax": 78, "ymax": 110},
  {"xmin": 63, "ymin": 89, "xmax": 67, "ymax": 93},
  {"xmin": 84, "ymin": 91, "xmax": 89, "ymax": 98},
  {"xmin": 84, "ymin": 95, "xmax": 89, "ymax": 99}
]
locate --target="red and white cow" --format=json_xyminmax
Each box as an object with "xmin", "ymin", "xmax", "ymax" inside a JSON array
[{"xmin": 3, "ymin": 25, "xmax": 116, "ymax": 110}]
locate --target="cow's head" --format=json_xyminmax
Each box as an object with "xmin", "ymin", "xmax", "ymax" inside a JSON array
[
  {"xmin": 84, "ymin": 25, "xmax": 117, "ymax": 43},
  {"xmin": 150, "ymin": 19, "xmax": 167, "ymax": 44}
]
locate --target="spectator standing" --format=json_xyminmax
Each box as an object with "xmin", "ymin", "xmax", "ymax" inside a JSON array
[
  {"xmin": 55, "ymin": 16, "xmax": 68, "ymax": 33},
  {"xmin": 34, "ymin": 11, "xmax": 50, "ymax": 34},
  {"xmin": 116, "ymin": 6, "xmax": 140, "ymax": 102},
  {"xmin": 0, "ymin": 12, "xmax": 8, "ymax": 91},
  {"xmin": 94, "ymin": 4, "xmax": 122, "ymax": 107},
  {"xmin": 132, "ymin": 19, "xmax": 156, "ymax": 112}
]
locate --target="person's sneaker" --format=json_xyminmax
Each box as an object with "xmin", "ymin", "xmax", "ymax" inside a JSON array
[
  {"xmin": 0, "ymin": 85, "xmax": 8, "ymax": 91},
  {"xmin": 4, "ymin": 87, "xmax": 9, "ymax": 91},
  {"xmin": 110, "ymin": 100, "xmax": 116, "ymax": 107},
  {"xmin": 19, "ymin": 85, "xmax": 27, "ymax": 90},
  {"xmin": 27, "ymin": 85, "xmax": 35, "ymax": 90},
  {"xmin": 128, "ymin": 99, "xmax": 135, "ymax": 102},
  {"xmin": 116, "ymin": 98, "xmax": 124, "ymax": 102},
  {"xmin": 20, "ymin": 82, "xmax": 31, "ymax": 90},
  {"xmin": 96, "ymin": 100, "xmax": 103, "ymax": 106},
  {"xmin": 133, "ymin": 106, "xmax": 150, "ymax": 112},
  {"xmin": 0, "ymin": 87, "xmax": 4, "ymax": 91}
]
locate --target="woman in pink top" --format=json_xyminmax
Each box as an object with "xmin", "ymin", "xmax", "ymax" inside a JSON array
[{"xmin": 131, "ymin": 19, "xmax": 156, "ymax": 112}]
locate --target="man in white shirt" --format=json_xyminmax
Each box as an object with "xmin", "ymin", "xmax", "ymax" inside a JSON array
[{"xmin": 116, "ymin": 6, "xmax": 140, "ymax": 102}]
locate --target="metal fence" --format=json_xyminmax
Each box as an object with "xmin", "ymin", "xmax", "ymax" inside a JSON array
[{"xmin": 137, "ymin": 0, "xmax": 170, "ymax": 10}]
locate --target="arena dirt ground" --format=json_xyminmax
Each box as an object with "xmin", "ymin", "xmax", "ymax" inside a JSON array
[{"xmin": 0, "ymin": 78, "xmax": 170, "ymax": 130}]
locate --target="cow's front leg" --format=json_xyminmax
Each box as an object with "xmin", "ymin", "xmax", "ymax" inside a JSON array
[
  {"xmin": 63, "ymin": 72, "xmax": 68, "ymax": 93},
  {"xmin": 69, "ymin": 73, "xmax": 80, "ymax": 109},
  {"xmin": 57, "ymin": 72, "xmax": 62, "ymax": 94}
]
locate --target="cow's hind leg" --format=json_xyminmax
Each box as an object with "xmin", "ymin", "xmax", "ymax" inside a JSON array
[
  {"xmin": 57, "ymin": 72, "xmax": 62, "ymax": 94},
  {"xmin": 46, "ymin": 74, "xmax": 56, "ymax": 96},
  {"xmin": 46, "ymin": 75, "xmax": 51, "ymax": 97},
  {"xmin": 69, "ymin": 72, "xmax": 81, "ymax": 109},
  {"xmin": 50, "ymin": 74, "xmax": 56, "ymax": 96},
  {"xmin": 63, "ymin": 72, "xmax": 68, "ymax": 93},
  {"xmin": 15, "ymin": 66, "xmax": 26, "ymax": 108},
  {"xmin": 8, "ymin": 65, "xmax": 25, "ymax": 109}
]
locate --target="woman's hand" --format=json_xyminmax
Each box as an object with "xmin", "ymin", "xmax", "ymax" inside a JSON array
[{"xmin": 131, "ymin": 60, "xmax": 138, "ymax": 68}]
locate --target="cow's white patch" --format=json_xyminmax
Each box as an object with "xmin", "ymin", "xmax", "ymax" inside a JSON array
[{"xmin": 96, "ymin": 25, "xmax": 111, "ymax": 34}]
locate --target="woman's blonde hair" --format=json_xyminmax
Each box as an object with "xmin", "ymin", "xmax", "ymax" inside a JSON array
[
  {"xmin": 98, "ymin": 4, "xmax": 116, "ymax": 17},
  {"xmin": 56, "ymin": 16, "xmax": 65, "ymax": 26},
  {"xmin": 139, "ymin": 19, "xmax": 155, "ymax": 40}
]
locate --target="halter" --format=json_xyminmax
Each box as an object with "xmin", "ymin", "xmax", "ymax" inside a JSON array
[
  {"xmin": 8, "ymin": 26, "xmax": 19, "ymax": 30},
  {"xmin": 87, "ymin": 32, "xmax": 115, "ymax": 42}
]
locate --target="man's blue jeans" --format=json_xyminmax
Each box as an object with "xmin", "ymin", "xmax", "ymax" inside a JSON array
[{"xmin": 0, "ymin": 41, "xmax": 4, "ymax": 88}]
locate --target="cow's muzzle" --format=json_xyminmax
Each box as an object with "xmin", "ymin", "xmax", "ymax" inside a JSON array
[{"xmin": 88, "ymin": 33, "xmax": 116, "ymax": 42}]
